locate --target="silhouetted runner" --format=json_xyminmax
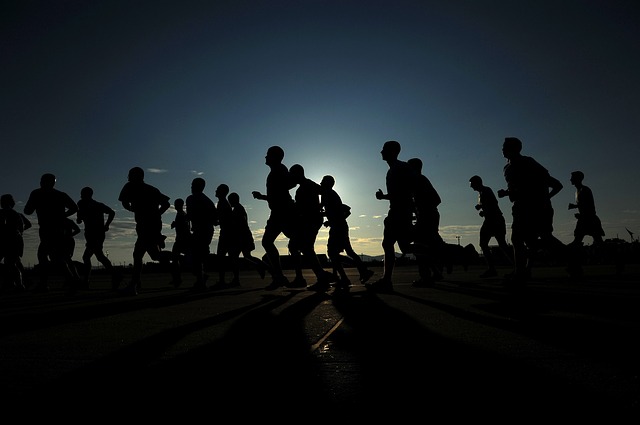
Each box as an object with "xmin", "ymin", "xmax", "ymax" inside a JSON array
[
  {"xmin": 213, "ymin": 183, "xmax": 236, "ymax": 289},
  {"xmin": 497, "ymin": 137, "xmax": 569, "ymax": 284},
  {"xmin": 469, "ymin": 175, "xmax": 512, "ymax": 278},
  {"xmin": 226, "ymin": 191, "xmax": 269, "ymax": 284},
  {"xmin": 366, "ymin": 140, "xmax": 416, "ymax": 293},
  {"xmin": 24, "ymin": 173, "xmax": 79, "ymax": 293},
  {"xmin": 252, "ymin": 146, "xmax": 297, "ymax": 290},
  {"xmin": 62, "ymin": 217, "xmax": 82, "ymax": 284},
  {"xmin": 320, "ymin": 175, "xmax": 374, "ymax": 291},
  {"xmin": 568, "ymin": 171, "xmax": 605, "ymax": 246},
  {"xmin": 118, "ymin": 167, "xmax": 171, "ymax": 295},
  {"xmin": 288, "ymin": 164, "xmax": 337, "ymax": 292},
  {"xmin": 76, "ymin": 186, "xmax": 121, "ymax": 289},
  {"xmin": 169, "ymin": 198, "xmax": 190, "ymax": 288},
  {"xmin": 408, "ymin": 157, "xmax": 445, "ymax": 287},
  {"xmin": 186, "ymin": 177, "xmax": 218, "ymax": 292},
  {"xmin": 0, "ymin": 194, "xmax": 32, "ymax": 292}
]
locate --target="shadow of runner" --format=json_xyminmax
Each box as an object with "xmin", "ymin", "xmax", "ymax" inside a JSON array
[
  {"xmin": 0, "ymin": 286, "xmax": 267, "ymax": 337},
  {"xmin": 133, "ymin": 291, "xmax": 334, "ymax": 413},
  {"xmin": 13, "ymin": 293, "xmax": 303, "ymax": 411},
  {"xmin": 325, "ymin": 291, "xmax": 637, "ymax": 420},
  {"xmin": 18, "ymin": 291, "xmax": 335, "ymax": 418}
]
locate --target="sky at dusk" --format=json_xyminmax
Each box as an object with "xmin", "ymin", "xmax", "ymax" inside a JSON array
[{"xmin": 2, "ymin": 0, "xmax": 639, "ymax": 268}]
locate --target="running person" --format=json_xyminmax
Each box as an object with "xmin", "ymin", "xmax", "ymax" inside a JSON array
[
  {"xmin": 366, "ymin": 141, "xmax": 416, "ymax": 293},
  {"xmin": 469, "ymin": 175, "xmax": 512, "ymax": 278}
]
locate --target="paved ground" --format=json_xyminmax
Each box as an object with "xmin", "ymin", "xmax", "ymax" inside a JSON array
[{"xmin": 1, "ymin": 263, "xmax": 639, "ymax": 421}]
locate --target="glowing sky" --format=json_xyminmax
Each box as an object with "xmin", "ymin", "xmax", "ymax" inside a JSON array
[{"xmin": 2, "ymin": 0, "xmax": 639, "ymax": 267}]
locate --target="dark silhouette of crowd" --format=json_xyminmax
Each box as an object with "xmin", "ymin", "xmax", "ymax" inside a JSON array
[{"xmin": 0, "ymin": 137, "xmax": 607, "ymax": 295}]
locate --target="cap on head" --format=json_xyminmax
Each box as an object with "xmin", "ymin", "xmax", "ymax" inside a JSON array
[{"xmin": 469, "ymin": 175, "xmax": 482, "ymax": 185}]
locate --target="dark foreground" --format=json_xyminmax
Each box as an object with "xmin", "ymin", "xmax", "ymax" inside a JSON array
[{"xmin": 1, "ymin": 264, "xmax": 639, "ymax": 421}]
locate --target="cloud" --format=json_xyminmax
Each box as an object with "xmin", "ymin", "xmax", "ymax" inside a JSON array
[
  {"xmin": 440, "ymin": 224, "xmax": 482, "ymax": 246},
  {"xmin": 107, "ymin": 217, "xmax": 138, "ymax": 240},
  {"xmin": 191, "ymin": 170, "xmax": 205, "ymax": 176},
  {"xmin": 147, "ymin": 168, "xmax": 168, "ymax": 174}
]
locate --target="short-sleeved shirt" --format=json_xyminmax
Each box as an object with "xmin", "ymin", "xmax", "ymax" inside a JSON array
[
  {"xmin": 186, "ymin": 192, "xmax": 218, "ymax": 235},
  {"xmin": 383, "ymin": 159, "xmax": 416, "ymax": 252},
  {"xmin": 186, "ymin": 192, "xmax": 217, "ymax": 256},
  {"xmin": 263, "ymin": 164, "xmax": 296, "ymax": 237},
  {"xmin": 386, "ymin": 159, "xmax": 416, "ymax": 214},
  {"xmin": 216, "ymin": 197, "xmax": 233, "ymax": 255},
  {"xmin": 477, "ymin": 185, "xmax": 507, "ymax": 237},
  {"xmin": 321, "ymin": 187, "xmax": 352, "ymax": 254},
  {"xmin": 77, "ymin": 198, "xmax": 114, "ymax": 239},
  {"xmin": 503, "ymin": 155, "xmax": 555, "ymax": 235},
  {"xmin": 228, "ymin": 203, "xmax": 256, "ymax": 254},
  {"xmin": 172, "ymin": 209, "xmax": 191, "ymax": 254},
  {"xmin": 24, "ymin": 187, "xmax": 77, "ymax": 231},
  {"xmin": 289, "ymin": 178, "xmax": 323, "ymax": 251},
  {"xmin": 266, "ymin": 163, "xmax": 295, "ymax": 213},
  {"xmin": 413, "ymin": 174, "xmax": 442, "ymax": 244},
  {"xmin": 118, "ymin": 181, "xmax": 169, "ymax": 228},
  {"xmin": 574, "ymin": 185, "xmax": 605, "ymax": 238}
]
